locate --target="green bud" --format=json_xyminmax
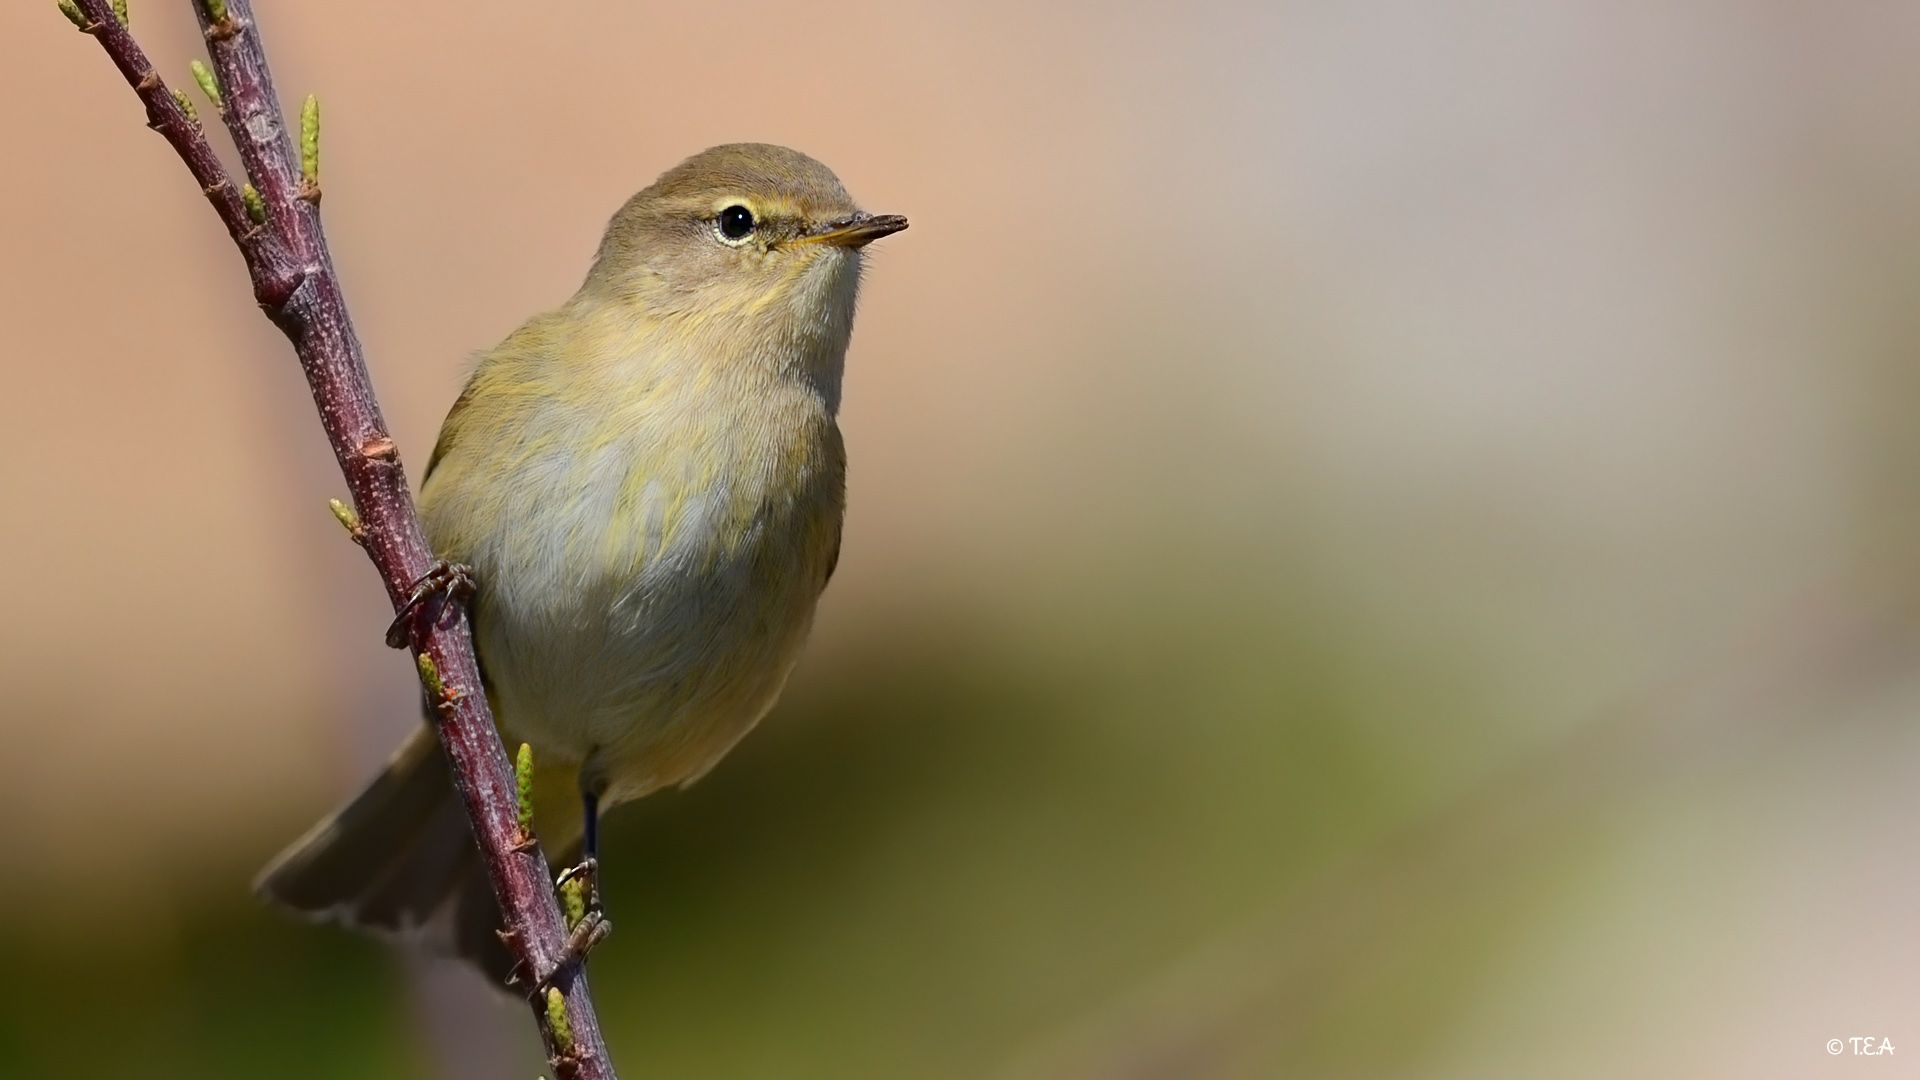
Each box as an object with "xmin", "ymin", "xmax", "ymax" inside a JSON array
[
  {"xmin": 327, "ymin": 497, "xmax": 360, "ymax": 535},
  {"xmin": 241, "ymin": 183, "xmax": 265, "ymax": 224},
  {"xmin": 416, "ymin": 653, "xmax": 446, "ymax": 700},
  {"xmin": 560, "ymin": 876, "xmax": 585, "ymax": 930},
  {"xmin": 171, "ymin": 89, "xmax": 198, "ymax": 125},
  {"xmin": 515, "ymin": 743, "xmax": 535, "ymax": 833},
  {"xmin": 203, "ymin": 0, "xmax": 227, "ymax": 21},
  {"xmin": 189, "ymin": 59, "xmax": 221, "ymax": 110},
  {"xmin": 57, "ymin": 0, "xmax": 86, "ymax": 29},
  {"xmin": 301, "ymin": 95, "xmax": 320, "ymax": 187},
  {"xmin": 111, "ymin": 0, "xmax": 126, "ymax": 27},
  {"xmin": 545, "ymin": 988, "xmax": 573, "ymax": 1054}
]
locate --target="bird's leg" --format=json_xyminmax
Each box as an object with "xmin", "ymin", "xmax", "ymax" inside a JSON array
[
  {"xmin": 384, "ymin": 559, "xmax": 477, "ymax": 648},
  {"xmin": 532, "ymin": 912, "xmax": 611, "ymax": 991},
  {"xmin": 553, "ymin": 790, "xmax": 608, "ymax": 958},
  {"xmin": 551, "ymin": 910, "xmax": 611, "ymax": 981},
  {"xmin": 521, "ymin": 787, "xmax": 615, "ymax": 990}
]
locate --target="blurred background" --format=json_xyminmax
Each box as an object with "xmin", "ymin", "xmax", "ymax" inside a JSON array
[{"xmin": 5, "ymin": 0, "xmax": 1920, "ymax": 1076}]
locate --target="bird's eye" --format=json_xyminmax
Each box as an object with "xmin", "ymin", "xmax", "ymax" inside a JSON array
[{"xmin": 717, "ymin": 205, "xmax": 756, "ymax": 241}]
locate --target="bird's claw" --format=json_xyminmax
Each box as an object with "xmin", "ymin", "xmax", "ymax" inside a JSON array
[
  {"xmin": 554, "ymin": 856, "xmax": 598, "ymax": 893},
  {"xmin": 555, "ymin": 856, "xmax": 603, "ymax": 924},
  {"xmin": 527, "ymin": 910, "xmax": 611, "ymax": 991},
  {"xmin": 537, "ymin": 858, "xmax": 610, "ymax": 983},
  {"xmin": 384, "ymin": 559, "xmax": 476, "ymax": 649},
  {"xmin": 562, "ymin": 910, "xmax": 612, "ymax": 966}
]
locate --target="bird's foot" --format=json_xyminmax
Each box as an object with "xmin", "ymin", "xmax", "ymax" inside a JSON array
[
  {"xmin": 508, "ymin": 908, "xmax": 612, "ymax": 993},
  {"xmin": 523, "ymin": 910, "xmax": 612, "ymax": 992},
  {"xmin": 557, "ymin": 909, "xmax": 611, "ymax": 972},
  {"xmin": 384, "ymin": 559, "xmax": 477, "ymax": 648},
  {"xmin": 539, "ymin": 858, "xmax": 610, "ymax": 981},
  {"xmin": 554, "ymin": 857, "xmax": 602, "ymax": 928}
]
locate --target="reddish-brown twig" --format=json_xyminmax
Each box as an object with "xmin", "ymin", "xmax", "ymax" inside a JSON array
[{"xmin": 61, "ymin": 1, "xmax": 616, "ymax": 1075}]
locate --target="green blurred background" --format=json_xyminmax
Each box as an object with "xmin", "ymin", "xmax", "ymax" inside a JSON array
[{"xmin": 7, "ymin": 0, "xmax": 1920, "ymax": 1076}]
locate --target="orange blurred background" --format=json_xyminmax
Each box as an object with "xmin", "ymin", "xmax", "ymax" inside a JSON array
[{"xmin": 6, "ymin": 1, "xmax": 1920, "ymax": 1076}]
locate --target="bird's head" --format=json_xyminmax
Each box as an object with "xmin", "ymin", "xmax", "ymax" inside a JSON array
[{"xmin": 582, "ymin": 143, "xmax": 907, "ymax": 339}]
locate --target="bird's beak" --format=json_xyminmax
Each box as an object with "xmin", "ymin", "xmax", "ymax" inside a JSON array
[{"xmin": 800, "ymin": 211, "xmax": 910, "ymax": 248}]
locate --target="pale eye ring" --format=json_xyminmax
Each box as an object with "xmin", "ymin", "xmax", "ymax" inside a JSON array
[{"xmin": 716, "ymin": 204, "xmax": 756, "ymax": 242}]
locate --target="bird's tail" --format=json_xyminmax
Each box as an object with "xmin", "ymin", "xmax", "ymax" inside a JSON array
[{"xmin": 255, "ymin": 724, "xmax": 517, "ymax": 985}]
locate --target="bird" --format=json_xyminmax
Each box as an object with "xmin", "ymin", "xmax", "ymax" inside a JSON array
[{"xmin": 255, "ymin": 143, "xmax": 907, "ymax": 983}]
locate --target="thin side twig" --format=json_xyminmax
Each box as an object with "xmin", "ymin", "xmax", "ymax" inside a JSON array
[
  {"xmin": 68, "ymin": 4, "xmax": 259, "ymax": 251},
  {"xmin": 62, "ymin": 1, "xmax": 616, "ymax": 1075}
]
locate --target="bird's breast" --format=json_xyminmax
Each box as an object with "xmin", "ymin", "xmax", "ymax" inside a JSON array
[{"xmin": 420, "ymin": 355, "xmax": 846, "ymax": 792}]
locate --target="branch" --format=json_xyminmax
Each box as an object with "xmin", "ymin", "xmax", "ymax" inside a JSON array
[{"xmin": 61, "ymin": 2, "xmax": 617, "ymax": 1075}]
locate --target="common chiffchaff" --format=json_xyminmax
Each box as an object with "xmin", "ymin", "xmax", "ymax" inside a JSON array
[{"xmin": 258, "ymin": 144, "xmax": 906, "ymax": 981}]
